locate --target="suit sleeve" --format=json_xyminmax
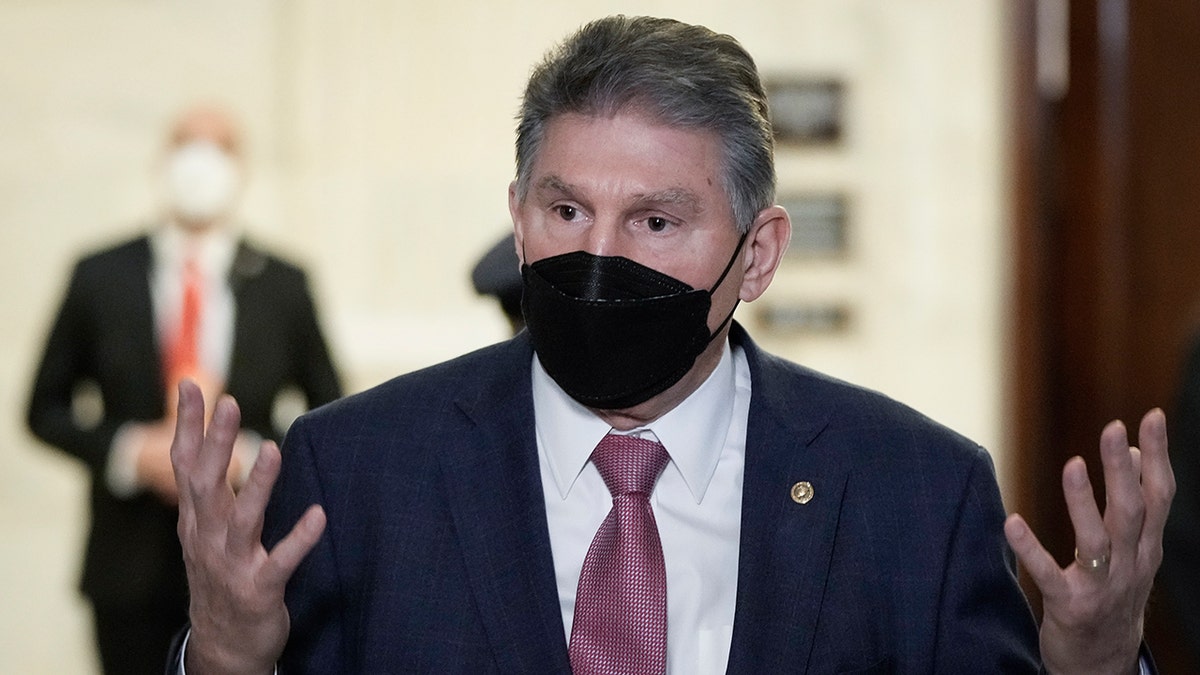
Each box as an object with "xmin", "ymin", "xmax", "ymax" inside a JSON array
[
  {"xmin": 265, "ymin": 416, "xmax": 350, "ymax": 674},
  {"xmin": 26, "ymin": 260, "xmax": 124, "ymax": 474},
  {"xmin": 291, "ymin": 272, "xmax": 341, "ymax": 408},
  {"xmin": 933, "ymin": 449, "xmax": 1041, "ymax": 672}
]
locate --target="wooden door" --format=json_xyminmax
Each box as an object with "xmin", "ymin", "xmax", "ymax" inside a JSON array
[{"xmin": 1008, "ymin": 1, "xmax": 1200, "ymax": 671}]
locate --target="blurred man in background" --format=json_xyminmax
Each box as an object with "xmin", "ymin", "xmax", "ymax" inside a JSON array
[
  {"xmin": 26, "ymin": 103, "xmax": 342, "ymax": 675},
  {"xmin": 471, "ymin": 231, "xmax": 524, "ymax": 334}
]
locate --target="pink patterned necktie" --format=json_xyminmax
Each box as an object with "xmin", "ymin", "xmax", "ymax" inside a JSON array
[{"xmin": 569, "ymin": 434, "xmax": 671, "ymax": 675}]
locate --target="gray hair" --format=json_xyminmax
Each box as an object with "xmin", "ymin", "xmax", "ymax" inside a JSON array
[{"xmin": 514, "ymin": 15, "xmax": 776, "ymax": 232}]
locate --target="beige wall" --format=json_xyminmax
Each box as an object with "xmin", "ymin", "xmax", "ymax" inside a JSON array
[{"xmin": 0, "ymin": 1, "xmax": 1010, "ymax": 671}]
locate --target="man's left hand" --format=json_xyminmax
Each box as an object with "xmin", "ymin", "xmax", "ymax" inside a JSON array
[{"xmin": 1005, "ymin": 408, "xmax": 1174, "ymax": 674}]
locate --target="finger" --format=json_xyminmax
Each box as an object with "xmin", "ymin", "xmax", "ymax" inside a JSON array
[
  {"xmin": 1136, "ymin": 409, "xmax": 1174, "ymax": 552},
  {"xmin": 191, "ymin": 396, "xmax": 241, "ymax": 537},
  {"xmin": 228, "ymin": 441, "xmax": 282, "ymax": 558},
  {"xmin": 1060, "ymin": 456, "xmax": 1109, "ymax": 565},
  {"xmin": 260, "ymin": 505, "xmax": 327, "ymax": 593},
  {"xmin": 195, "ymin": 395, "xmax": 241, "ymax": 493},
  {"xmin": 170, "ymin": 379, "xmax": 206, "ymax": 474},
  {"xmin": 170, "ymin": 380, "xmax": 208, "ymax": 516},
  {"xmin": 1004, "ymin": 514, "xmax": 1067, "ymax": 598},
  {"xmin": 1098, "ymin": 420, "xmax": 1144, "ymax": 563}
]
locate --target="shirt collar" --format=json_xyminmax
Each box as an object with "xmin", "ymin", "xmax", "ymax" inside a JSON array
[
  {"xmin": 532, "ymin": 340, "xmax": 736, "ymax": 504},
  {"xmin": 151, "ymin": 221, "xmax": 239, "ymax": 280}
]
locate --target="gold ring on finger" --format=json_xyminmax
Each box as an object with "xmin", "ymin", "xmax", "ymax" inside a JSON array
[{"xmin": 1074, "ymin": 547, "xmax": 1111, "ymax": 570}]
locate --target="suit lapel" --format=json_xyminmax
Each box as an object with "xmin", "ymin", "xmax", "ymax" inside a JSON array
[
  {"xmin": 429, "ymin": 328, "xmax": 850, "ymax": 673},
  {"xmin": 227, "ymin": 240, "xmax": 268, "ymax": 292},
  {"xmin": 224, "ymin": 240, "xmax": 268, "ymax": 391},
  {"xmin": 436, "ymin": 336, "xmax": 572, "ymax": 673},
  {"xmin": 126, "ymin": 236, "xmax": 168, "ymax": 413},
  {"xmin": 727, "ymin": 328, "xmax": 851, "ymax": 673}
]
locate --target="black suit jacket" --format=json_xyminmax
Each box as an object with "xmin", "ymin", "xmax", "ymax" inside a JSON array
[
  {"xmin": 1163, "ymin": 331, "xmax": 1200, "ymax": 662},
  {"xmin": 27, "ymin": 233, "xmax": 342, "ymax": 607},
  {"xmin": 261, "ymin": 325, "xmax": 1042, "ymax": 672}
]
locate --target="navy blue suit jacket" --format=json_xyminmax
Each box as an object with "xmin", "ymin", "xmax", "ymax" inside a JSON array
[{"xmin": 265, "ymin": 324, "xmax": 1040, "ymax": 673}]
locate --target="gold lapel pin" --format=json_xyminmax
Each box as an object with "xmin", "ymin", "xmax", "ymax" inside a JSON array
[{"xmin": 790, "ymin": 481, "xmax": 814, "ymax": 504}]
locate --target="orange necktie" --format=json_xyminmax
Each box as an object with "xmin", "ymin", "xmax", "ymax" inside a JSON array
[{"xmin": 165, "ymin": 257, "xmax": 203, "ymax": 385}]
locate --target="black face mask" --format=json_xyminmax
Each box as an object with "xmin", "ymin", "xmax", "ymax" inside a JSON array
[{"xmin": 520, "ymin": 233, "xmax": 747, "ymax": 410}]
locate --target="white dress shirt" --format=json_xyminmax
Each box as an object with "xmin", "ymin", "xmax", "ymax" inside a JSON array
[
  {"xmin": 533, "ymin": 339, "xmax": 751, "ymax": 675},
  {"xmin": 149, "ymin": 222, "xmax": 238, "ymax": 379}
]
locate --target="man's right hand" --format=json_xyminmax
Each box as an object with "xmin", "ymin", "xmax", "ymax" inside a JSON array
[{"xmin": 171, "ymin": 379, "xmax": 326, "ymax": 674}]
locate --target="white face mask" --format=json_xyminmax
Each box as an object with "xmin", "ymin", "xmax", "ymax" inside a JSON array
[{"xmin": 163, "ymin": 140, "xmax": 241, "ymax": 225}]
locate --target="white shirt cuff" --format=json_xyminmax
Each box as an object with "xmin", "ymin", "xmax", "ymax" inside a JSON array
[
  {"xmin": 177, "ymin": 628, "xmax": 278, "ymax": 675},
  {"xmin": 177, "ymin": 629, "xmax": 189, "ymax": 675},
  {"xmin": 105, "ymin": 423, "xmax": 146, "ymax": 498},
  {"xmin": 234, "ymin": 431, "xmax": 263, "ymax": 486}
]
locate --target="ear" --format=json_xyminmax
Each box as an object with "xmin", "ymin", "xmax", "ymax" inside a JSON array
[
  {"xmin": 508, "ymin": 180, "xmax": 526, "ymax": 265},
  {"xmin": 738, "ymin": 205, "xmax": 791, "ymax": 303}
]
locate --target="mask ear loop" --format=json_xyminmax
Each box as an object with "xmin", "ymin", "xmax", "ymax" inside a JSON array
[{"xmin": 704, "ymin": 230, "xmax": 751, "ymax": 342}]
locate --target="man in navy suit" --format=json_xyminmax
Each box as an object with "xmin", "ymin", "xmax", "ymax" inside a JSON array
[
  {"xmin": 170, "ymin": 17, "xmax": 1172, "ymax": 674},
  {"xmin": 27, "ymin": 105, "xmax": 341, "ymax": 674}
]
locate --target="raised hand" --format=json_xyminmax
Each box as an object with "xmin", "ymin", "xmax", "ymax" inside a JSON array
[
  {"xmin": 1005, "ymin": 409, "xmax": 1174, "ymax": 675},
  {"xmin": 171, "ymin": 380, "xmax": 326, "ymax": 674}
]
